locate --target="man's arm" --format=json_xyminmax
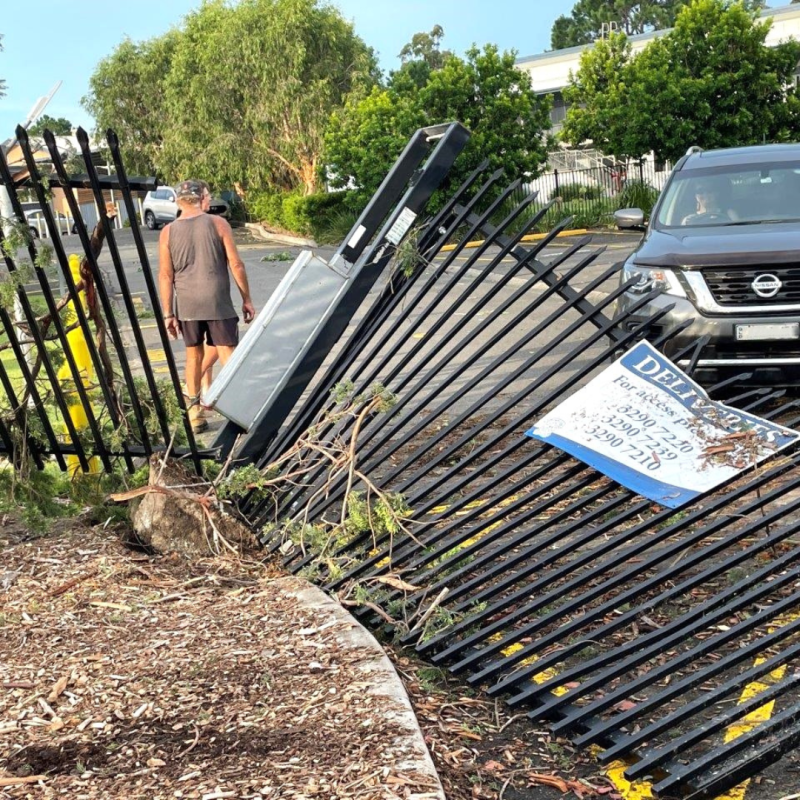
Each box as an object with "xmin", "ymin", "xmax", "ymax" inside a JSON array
[
  {"xmin": 158, "ymin": 226, "xmax": 180, "ymax": 339},
  {"xmin": 213, "ymin": 216, "xmax": 255, "ymax": 323}
]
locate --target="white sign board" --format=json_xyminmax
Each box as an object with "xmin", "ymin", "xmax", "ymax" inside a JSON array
[{"xmin": 526, "ymin": 341, "xmax": 799, "ymax": 508}]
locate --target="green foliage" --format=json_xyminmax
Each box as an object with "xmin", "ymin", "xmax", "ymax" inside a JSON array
[
  {"xmin": 0, "ymin": 462, "xmax": 142, "ymax": 534},
  {"xmin": 0, "ymin": 265, "xmax": 32, "ymax": 311},
  {"xmin": 390, "ymin": 25, "xmax": 453, "ymax": 92},
  {"xmin": 330, "ymin": 379, "xmax": 356, "ymax": 405},
  {"xmin": 248, "ymin": 191, "xmax": 286, "ymax": 229},
  {"xmin": 162, "ymin": 0, "xmax": 376, "ymax": 194},
  {"xmin": 325, "ymin": 44, "xmax": 552, "ymax": 206},
  {"xmin": 106, "ymin": 377, "xmax": 188, "ymax": 452},
  {"xmin": 557, "ymin": 182, "xmax": 602, "ymax": 202},
  {"xmin": 551, "ymin": 0, "xmax": 693, "ymax": 49},
  {"xmin": 281, "ymin": 192, "xmax": 314, "ymax": 236},
  {"xmin": 562, "ymin": 1, "xmax": 800, "ymax": 161},
  {"xmin": 84, "ymin": 0, "xmax": 377, "ymax": 193},
  {"xmin": 561, "ymin": 32, "xmax": 634, "ymax": 157},
  {"xmin": 28, "ymin": 115, "xmax": 73, "ymax": 136},
  {"xmin": 83, "ymin": 32, "xmax": 180, "ymax": 177},
  {"xmin": 311, "ymin": 205, "xmax": 361, "ymax": 246},
  {"xmin": 218, "ymin": 463, "xmax": 279, "ymax": 503},
  {"xmin": 343, "ymin": 491, "xmax": 411, "ymax": 538},
  {"xmin": 1, "ymin": 217, "xmax": 33, "ymax": 262},
  {"xmin": 247, "ymin": 188, "xmax": 362, "ymax": 243},
  {"xmin": 260, "ymin": 251, "xmax": 293, "ymax": 263},
  {"xmin": 419, "ymin": 605, "xmax": 462, "ymax": 643},
  {"xmin": 618, "ymin": 179, "xmax": 660, "ymax": 216}
]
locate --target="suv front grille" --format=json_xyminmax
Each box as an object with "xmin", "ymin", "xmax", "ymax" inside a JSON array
[
  {"xmin": 702, "ymin": 265, "xmax": 800, "ymax": 306},
  {"xmin": 715, "ymin": 341, "xmax": 800, "ymax": 359}
]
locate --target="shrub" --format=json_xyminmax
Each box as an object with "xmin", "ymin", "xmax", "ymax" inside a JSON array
[
  {"xmin": 617, "ymin": 180, "xmax": 659, "ymax": 217},
  {"xmin": 247, "ymin": 191, "xmax": 286, "ymax": 228},
  {"xmin": 245, "ymin": 189, "xmax": 361, "ymax": 242},
  {"xmin": 281, "ymin": 191, "xmax": 312, "ymax": 235},
  {"xmin": 557, "ymin": 182, "xmax": 602, "ymax": 202}
]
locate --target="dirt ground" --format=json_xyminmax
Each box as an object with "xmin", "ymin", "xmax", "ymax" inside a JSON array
[
  {"xmin": 0, "ymin": 522, "xmax": 622, "ymax": 800},
  {"xmin": 0, "ymin": 523, "xmax": 440, "ymax": 800}
]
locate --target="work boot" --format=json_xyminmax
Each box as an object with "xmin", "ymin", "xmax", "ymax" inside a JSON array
[{"xmin": 187, "ymin": 396, "xmax": 208, "ymax": 434}]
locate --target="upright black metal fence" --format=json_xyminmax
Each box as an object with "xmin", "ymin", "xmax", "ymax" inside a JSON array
[
  {"xmin": 0, "ymin": 126, "xmax": 201, "ymax": 472},
  {"xmin": 514, "ymin": 157, "xmax": 673, "ymax": 230}
]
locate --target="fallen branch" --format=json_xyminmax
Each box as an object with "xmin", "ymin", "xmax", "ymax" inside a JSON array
[
  {"xmin": 48, "ymin": 569, "xmax": 98, "ymax": 597},
  {"xmin": 0, "ymin": 776, "xmax": 47, "ymax": 787},
  {"xmin": 410, "ymin": 588, "xmax": 450, "ymax": 634}
]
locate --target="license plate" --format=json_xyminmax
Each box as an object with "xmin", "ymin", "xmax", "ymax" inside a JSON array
[{"xmin": 735, "ymin": 322, "xmax": 800, "ymax": 341}]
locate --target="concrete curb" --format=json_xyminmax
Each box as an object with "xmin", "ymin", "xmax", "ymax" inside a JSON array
[
  {"xmin": 278, "ymin": 576, "xmax": 445, "ymax": 799},
  {"xmin": 244, "ymin": 222, "xmax": 317, "ymax": 248}
]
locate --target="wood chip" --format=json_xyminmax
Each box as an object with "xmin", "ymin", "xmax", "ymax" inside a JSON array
[{"xmin": 47, "ymin": 674, "xmax": 70, "ymax": 703}]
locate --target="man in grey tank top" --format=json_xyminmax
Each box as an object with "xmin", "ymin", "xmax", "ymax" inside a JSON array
[{"xmin": 158, "ymin": 179, "xmax": 255, "ymax": 433}]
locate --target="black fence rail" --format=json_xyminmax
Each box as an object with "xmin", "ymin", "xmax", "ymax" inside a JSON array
[
  {"xmin": 515, "ymin": 157, "xmax": 673, "ymax": 230},
  {"xmin": 229, "ymin": 140, "xmax": 800, "ymax": 798},
  {"xmin": 0, "ymin": 126, "xmax": 201, "ymax": 472}
]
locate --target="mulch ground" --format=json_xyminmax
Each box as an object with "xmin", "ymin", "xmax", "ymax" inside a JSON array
[
  {"xmin": 0, "ymin": 520, "xmax": 625, "ymax": 800},
  {"xmin": 0, "ymin": 523, "xmax": 441, "ymax": 800}
]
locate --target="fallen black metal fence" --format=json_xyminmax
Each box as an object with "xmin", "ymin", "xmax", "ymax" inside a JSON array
[
  {"xmin": 0, "ymin": 126, "xmax": 201, "ymax": 472},
  {"xmin": 229, "ymin": 141, "xmax": 800, "ymax": 798}
]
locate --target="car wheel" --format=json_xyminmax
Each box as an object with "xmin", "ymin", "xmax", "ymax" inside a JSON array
[
  {"xmin": 29, "ymin": 226, "xmax": 39, "ymax": 239},
  {"xmin": 144, "ymin": 211, "xmax": 158, "ymax": 230}
]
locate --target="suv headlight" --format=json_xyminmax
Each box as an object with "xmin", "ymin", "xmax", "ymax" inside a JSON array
[{"xmin": 622, "ymin": 264, "xmax": 686, "ymax": 298}]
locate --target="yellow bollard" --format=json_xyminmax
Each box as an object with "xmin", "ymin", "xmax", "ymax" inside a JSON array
[{"xmin": 58, "ymin": 254, "xmax": 99, "ymax": 475}]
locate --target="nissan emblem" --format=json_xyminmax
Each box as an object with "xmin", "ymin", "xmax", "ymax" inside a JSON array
[{"xmin": 751, "ymin": 274, "xmax": 782, "ymax": 299}]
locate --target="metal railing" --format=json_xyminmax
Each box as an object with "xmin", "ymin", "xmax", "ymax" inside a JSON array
[
  {"xmin": 517, "ymin": 157, "xmax": 674, "ymax": 229},
  {"xmin": 0, "ymin": 126, "xmax": 202, "ymax": 472}
]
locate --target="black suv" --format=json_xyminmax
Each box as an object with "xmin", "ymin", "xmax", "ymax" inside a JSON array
[{"xmin": 616, "ymin": 143, "xmax": 800, "ymax": 386}]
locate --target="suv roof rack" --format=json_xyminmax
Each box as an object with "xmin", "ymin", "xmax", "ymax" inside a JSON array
[{"xmin": 685, "ymin": 145, "xmax": 703, "ymax": 156}]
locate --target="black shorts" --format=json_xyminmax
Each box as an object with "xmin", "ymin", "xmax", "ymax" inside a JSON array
[{"xmin": 181, "ymin": 317, "xmax": 239, "ymax": 348}]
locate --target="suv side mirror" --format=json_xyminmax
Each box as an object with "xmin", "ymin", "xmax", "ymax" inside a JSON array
[
  {"xmin": 615, "ymin": 208, "xmax": 645, "ymax": 230},
  {"xmin": 168, "ymin": 195, "xmax": 176, "ymax": 204}
]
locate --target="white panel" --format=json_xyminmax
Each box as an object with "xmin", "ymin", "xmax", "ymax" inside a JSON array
[{"xmin": 205, "ymin": 251, "xmax": 349, "ymax": 430}]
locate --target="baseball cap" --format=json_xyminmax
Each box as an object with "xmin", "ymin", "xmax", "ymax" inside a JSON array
[{"xmin": 176, "ymin": 179, "xmax": 208, "ymax": 199}]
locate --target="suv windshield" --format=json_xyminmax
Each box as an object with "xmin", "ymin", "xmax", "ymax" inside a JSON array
[{"xmin": 655, "ymin": 161, "xmax": 800, "ymax": 228}]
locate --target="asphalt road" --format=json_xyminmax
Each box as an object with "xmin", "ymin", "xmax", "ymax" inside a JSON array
[{"xmin": 10, "ymin": 227, "xmax": 642, "ymax": 428}]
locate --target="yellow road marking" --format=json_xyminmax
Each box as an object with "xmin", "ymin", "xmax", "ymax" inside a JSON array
[
  {"xmin": 441, "ymin": 229, "xmax": 590, "ymax": 252},
  {"xmin": 147, "ymin": 349, "xmax": 167, "ymax": 362},
  {"xmin": 492, "ymin": 611, "xmax": 797, "ymax": 800}
]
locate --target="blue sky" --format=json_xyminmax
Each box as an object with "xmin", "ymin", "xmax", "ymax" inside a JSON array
[{"xmin": 0, "ymin": 0, "xmax": 789, "ymax": 137}]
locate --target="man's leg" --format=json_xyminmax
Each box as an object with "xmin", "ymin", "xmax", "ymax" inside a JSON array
[
  {"xmin": 186, "ymin": 343, "xmax": 204, "ymax": 399},
  {"xmin": 216, "ymin": 345, "xmax": 236, "ymax": 366},
  {"xmin": 185, "ymin": 343, "xmax": 208, "ymax": 433},
  {"xmin": 201, "ymin": 346, "xmax": 218, "ymax": 398}
]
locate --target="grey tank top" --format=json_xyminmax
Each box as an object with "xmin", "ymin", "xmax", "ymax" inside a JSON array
[{"xmin": 168, "ymin": 214, "xmax": 237, "ymax": 321}]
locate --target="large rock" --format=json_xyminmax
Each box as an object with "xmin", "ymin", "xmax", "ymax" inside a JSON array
[{"xmin": 129, "ymin": 457, "xmax": 258, "ymax": 556}]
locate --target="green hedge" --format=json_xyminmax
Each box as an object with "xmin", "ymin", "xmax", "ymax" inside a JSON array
[
  {"xmin": 557, "ymin": 182, "xmax": 603, "ymax": 202},
  {"xmin": 247, "ymin": 189, "xmax": 362, "ymax": 244}
]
